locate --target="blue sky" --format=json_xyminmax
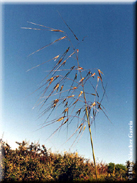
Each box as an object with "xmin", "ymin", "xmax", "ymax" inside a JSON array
[{"xmin": 1, "ymin": 3, "xmax": 135, "ymax": 165}]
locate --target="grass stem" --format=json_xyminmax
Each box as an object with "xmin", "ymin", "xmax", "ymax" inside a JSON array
[{"xmin": 76, "ymin": 51, "xmax": 98, "ymax": 179}]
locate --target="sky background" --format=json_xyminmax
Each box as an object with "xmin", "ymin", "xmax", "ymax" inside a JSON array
[{"xmin": 1, "ymin": 3, "xmax": 135, "ymax": 165}]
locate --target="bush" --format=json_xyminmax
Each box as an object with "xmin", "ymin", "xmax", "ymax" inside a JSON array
[
  {"xmin": 108, "ymin": 162, "xmax": 115, "ymax": 173},
  {"xmin": 0, "ymin": 140, "xmax": 132, "ymax": 182},
  {"xmin": 115, "ymin": 164, "xmax": 127, "ymax": 172}
]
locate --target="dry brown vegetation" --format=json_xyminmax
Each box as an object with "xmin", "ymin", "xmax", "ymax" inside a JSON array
[{"xmin": 1, "ymin": 140, "xmax": 136, "ymax": 182}]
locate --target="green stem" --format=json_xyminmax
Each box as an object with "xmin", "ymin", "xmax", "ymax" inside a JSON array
[
  {"xmin": 81, "ymin": 81, "xmax": 98, "ymax": 180},
  {"xmin": 76, "ymin": 52, "xmax": 98, "ymax": 179}
]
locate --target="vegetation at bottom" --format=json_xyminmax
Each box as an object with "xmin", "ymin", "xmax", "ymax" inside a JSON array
[{"xmin": 0, "ymin": 140, "xmax": 136, "ymax": 182}]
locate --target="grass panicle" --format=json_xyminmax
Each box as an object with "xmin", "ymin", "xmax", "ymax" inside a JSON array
[{"xmin": 22, "ymin": 13, "xmax": 112, "ymax": 180}]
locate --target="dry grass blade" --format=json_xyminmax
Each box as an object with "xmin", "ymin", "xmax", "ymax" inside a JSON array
[
  {"xmin": 35, "ymin": 47, "xmax": 69, "ymax": 93},
  {"xmin": 21, "ymin": 27, "xmax": 43, "ymax": 30},
  {"xmin": 28, "ymin": 36, "xmax": 66, "ymax": 57},
  {"xmin": 27, "ymin": 21, "xmax": 52, "ymax": 28},
  {"xmin": 26, "ymin": 55, "xmax": 60, "ymax": 72},
  {"xmin": 97, "ymin": 102, "xmax": 112, "ymax": 124},
  {"xmin": 71, "ymin": 125, "xmax": 86, "ymax": 149},
  {"xmin": 45, "ymin": 117, "xmax": 67, "ymax": 141},
  {"xmin": 41, "ymin": 99, "xmax": 59, "ymax": 122},
  {"xmin": 89, "ymin": 80, "xmax": 99, "ymax": 98},
  {"xmin": 81, "ymin": 71, "xmax": 94, "ymax": 86},
  {"xmin": 27, "ymin": 74, "xmax": 60, "ymax": 101},
  {"xmin": 66, "ymin": 73, "xmax": 77, "ymax": 96},
  {"xmin": 40, "ymin": 47, "xmax": 70, "ymax": 83},
  {"xmin": 38, "ymin": 75, "xmax": 58, "ymax": 101},
  {"xmin": 27, "ymin": 21, "xmax": 64, "ymax": 32},
  {"xmin": 69, "ymin": 127, "xmax": 82, "ymax": 150},
  {"xmin": 72, "ymin": 99, "xmax": 79, "ymax": 105},
  {"xmin": 61, "ymin": 123, "xmax": 84, "ymax": 146},
  {"xmin": 55, "ymin": 50, "xmax": 76, "ymax": 74},
  {"xmin": 76, "ymin": 108, "xmax": 82, "ymax": 116},
  {"xmin": 64, "ymin": 66, "xmax": 75, "ymax": 78},
  {"xmin": 39, "ymin": 86, "xmax": 57, "ymax": 110},
  {"xmin": 57, "ymin": 11, "xmax": 79, "ymax": 41},
  {"xmin": 36, "ymin": 88, "xmax": 71, "ymax": 110},
  {"xmin": 37, "ymin": 98, "xmax": 59, "ymax": 120},
  {"xmin": 34, "ymin": 117, "xmax": 59, "ymax": 132},
  {"xmin": 22, "ymin": 27, "xmax": 64, "ymax": 32}
]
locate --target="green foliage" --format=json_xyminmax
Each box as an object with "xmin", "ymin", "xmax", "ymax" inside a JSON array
[
  {"xmin": 108, "ymin": 162, "xmax": 127, "ymax": 173},
  {"xmin": 108, "ymin": 162, "xmax": 115, "ymax": 173},
  {"xmin": 0, "ymin": 140, "xmax": 135, "ymax": 182},
  {"xmin": 115, "ymin": 164, "xmax": 127, "ymax": 172}
]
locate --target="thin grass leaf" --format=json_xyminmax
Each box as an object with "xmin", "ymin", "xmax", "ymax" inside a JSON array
[
  {"xmin": 57, "ymin": 11, "xmax": 79, "ymax": 41},
  {"xmin": 39, "ymin": 83, "xmax": 59, "ymax": 109},
  {"xmin": 26, "ymin": 55, "xmax": 60, "ymax": 72},
  {"xmin": 72, "ymin": 125, "xmax": 86, "ymax": 149},
  {"xmin": 21, "ymin": 27, "xmax": 43, "ymax": 30},
  {"xmin": 61, "ymin": 123, "xmax": 84, "ymax": 146},
  {"xmin": 22, "ymin": 27, "xmax": 64, "ymax": 32},
  {"xmin": 28, "ymin": 36, "xmax": 66, "ymax": 57},
  {"xmin": 27, "ymin": 21, "xmax": 64, "ymax": 32},
  {"xmin": 69, "ymin": 127, "xmax": 82, "ymax": 150},
  {"xmin": 45, "ymin": 117, "xmax": 67, "ymax": 141},
  {"xmin": 40, "ymin": 47, "xmax": 70, "ymax": 84}
]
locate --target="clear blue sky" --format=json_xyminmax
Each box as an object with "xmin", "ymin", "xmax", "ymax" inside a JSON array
[{"xmin": 2, "ymin": 3, "xmax": 135, "ymax": 165}]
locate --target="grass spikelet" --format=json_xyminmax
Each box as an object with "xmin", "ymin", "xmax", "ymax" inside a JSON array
[
  {"xmin": 91, "ymin": 73, "xmax": 95, "ymax": 77},
  {"xmin": 83, "ymin": 125, "xmax": 86, "ymax": 131},
  {"xmin": 79, "ymin": 77, "xmax": 84, "ymax": 83},
  {"xmin": 91, "ymin": 102, "xmax": 96, "ymax": 108},
  {"xmin": 67, "ymin": 95, "xmax": 75, "ymax": 98},
  {"xmin": 78, "ymin": 91, "xmax": 83, "ymax": 98},
  {"xmin": 72, "ymin": 87, "xmax": 77, "ymax": 90},
  {"xmin": 97, "ymin": 76, "xmax": 102, "ymax": 82},
  {"xmin": 77, "ymin": 66, "xmax": 83, "ymax": 70},
  {"xmin": 50, "ymin": 29, "xmax": 64, "ymax": 32},
  {"xmin": 54, "ymin": 83, "xmax": 59, "ymax": 91},
  {"xmin": 57, "ymin": 116, "xmax": 66, "ymax": 122}
]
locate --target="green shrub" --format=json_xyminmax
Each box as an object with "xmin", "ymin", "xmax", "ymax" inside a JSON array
[
  {"xmin": 108, "ymin": 162, "xmax": 115, "ymax": 173},
  {"xmin": 115, "ymin": 164, "xmax": 127, "ymax": 172},
  {"xmin": 0, "ymin": 140, "xmax": 131, "ymax": 182}
]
